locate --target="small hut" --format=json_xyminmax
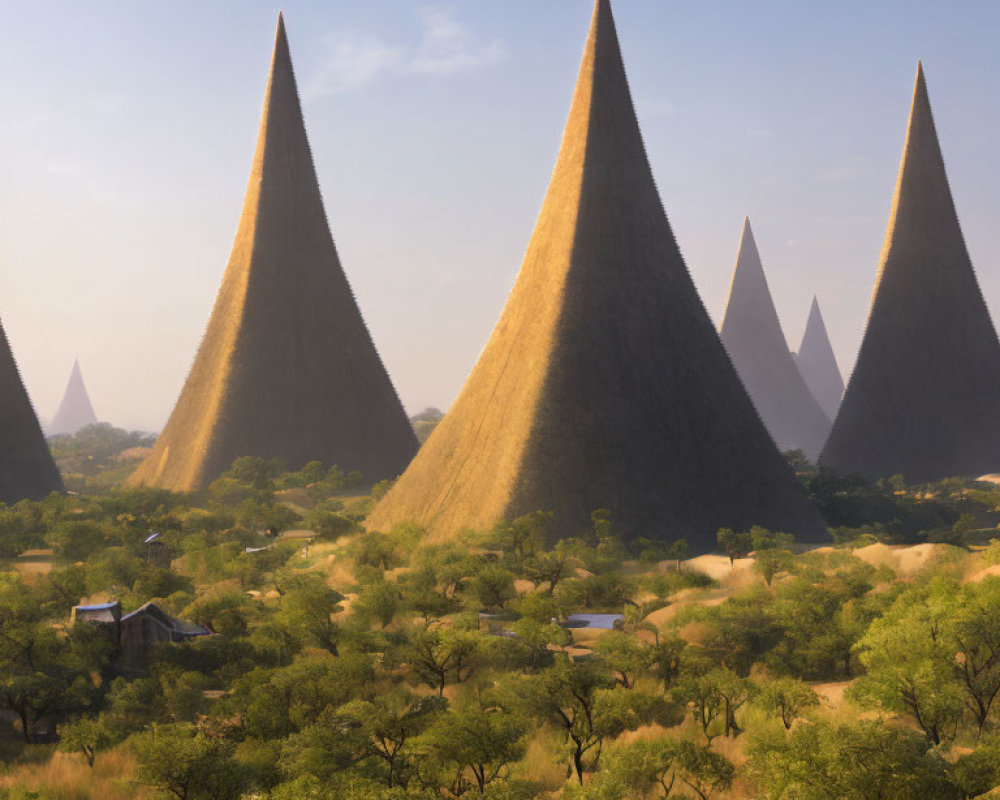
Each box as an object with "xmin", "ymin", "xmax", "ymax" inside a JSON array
[
  {"xmin": 145, "ymin": 532, "xmax": 171, "ymax": 568},
  {"xmin": 118, "ymin": 603, "xmax": 212, "ymax": 672},
  {"xmin": 71, "ymin": 600, "xmax": 210, "ymax": 674}
]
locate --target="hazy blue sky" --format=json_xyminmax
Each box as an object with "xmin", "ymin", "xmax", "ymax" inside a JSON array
[{"xmin": 2, "ymin": 1, "xmax": 999, "ymax": 431}]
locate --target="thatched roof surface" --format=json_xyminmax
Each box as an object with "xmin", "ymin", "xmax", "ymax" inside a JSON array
[
  {"xmin": 129, "ymin": 14, "xmax": 417, "ymax": 491},
  {"xmin": 820, "ymin": 64, "xmax": 1000, "ymax": 482},
  {"xmin": 368, "ymin": 0, "xmax": 825, "ymax": 550}
]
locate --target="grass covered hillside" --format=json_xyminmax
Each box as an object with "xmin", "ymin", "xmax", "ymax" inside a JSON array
[{"xmin": 3, "ymin": 434, "xmax": 1000, "ymax": 798}]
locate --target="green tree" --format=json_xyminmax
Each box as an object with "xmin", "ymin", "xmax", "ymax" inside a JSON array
[
  {"xmin": 418, "ymin": 697, "xmax": 529, "ymax": 795},
  {"xmin": 850, "ymin": 580, "xmax": 965, "ymax": 744},
  {"xmin": 397, "ymin": 626, "xmax": 483, "ymax": 695},
  {"xmin": 754, "ymin": 547, "xmax": 794, "ymax": 587},
  {"xmin": 489, "ymin": 511, "xmax": 552, "ymax": 564},
  {"xmin": 749, "ymin": 527, "xmax": 795, "ymax": 551},
  {"xmin": 523, "ymin": 541, "xmax": 576, "ymax": 595},
  {"xmin": 752, "ymin": 676, "xmax": 819, "ymax": 729},
  {"xmin": 466, "ymin": 564, "xmax": 517, "ymax": 611},
  {"xmin": 950, "ymin": 577, "xmax": 1000, "ymax": 734},
  {"xmin": 232, "ymin": 653, "xmax": 374, "ymax": 739},
  {"xmin": 582, "ymin": 737, "xmax": 733, "ymax": 800},
  {"xmin": 745, "ymin": 719, "xmax": 961, "ymax": 800},
  {"xmin": 677, "ymin": 667, "xmax": 752, "ymax": 739},
  {"xmin": 354, "ymin": 531, "xmax": 399, "ymax": 570},
  {"xmin": 58, "ymin": 715, "xmax": 116, "ymax": 767},
  {"xmin": 354, "ymin": 579, "xmax": 402, "ymax": 629},
  {"xmin": 668, "ymin": 539, "xmax": 690, "ymax": 572},
  {"xmin": 133, "ymin": 722, "xmax": 248, "ymax": 800},
  {"xmin": 337, "ymin": 690, "xmax": 444, "ymax": 789},
  {"xmin": 526, "ymin": 656, "xmax": 669, "ymax": 783},
  {"xmin": 594, "ymin": 630, "xmax": 649, "ymax": 689},
  {"xmin": 0, "ymin": 588, "xmax": 109, "ymax": 743},
  {"xmin": 275, "ymin": 573, "xmax": 345, "ymax": 654},
  {"xmin": 52, "ymin": 520, "xmax": 107, "ymax": 562},
  {"xmin": 952, "ymin": 735, "xmax": 1000, "ymax": 798},
  {"xmin": 716, "ymin": 528, "xmax": 752, "ymax": 565}
]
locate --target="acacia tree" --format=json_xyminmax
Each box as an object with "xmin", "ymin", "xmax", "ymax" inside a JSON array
[
  {"xmin": 399, "ymin": 626, "xmax": 483, "ymax": 695},
  {"xmin": 716, "ymin": 528, "xmax": 753, "ymax": 565},
  {"xmin": 591, "ymin": 737, "xmax": 734, "ymax": 800},
  {"xmin": 951, "ymin": 578, "xmax": 1000, "ymax": 735},
  {"xmin": 851, "ymin": 580, "xmax": 964, "ymax": 744},
  {"xmin": 275, "ymin": 573, "xmax": 344, "ymax": 654},
  {"xmin": 752, "ymin": 677, "xmax": 820, "ymax": 729},
  {"xmin": 133, "ymin": 723, "xmax": 247, "ymax": 800},
  {"xmin": 0, "ymin": 588, "xmax": 109, "ymax": 743},
  {"xmin": 418, "ymin": 698, "xmax": 529, "ymax": 795},
  {"xmin": 745, "ymin": 719, "xmax": 961, "ymax": 800},
  {"xmin": 336, "ymin": 690, "xmax": 445, "ymax": 789},
  {"xmin": 527, "ymin": 657, "xmax": 615, "ymax": 783},
  {"xmin": 594, "ymin": 631, "xmax": 649, "ymax": 689},
  {"xmin": 59, "ymin": 715, "xmax": 117, "ymax": 767},
  {"xmin": 529, "ymin": 656, "xmax": 672, "ymax": 783}
]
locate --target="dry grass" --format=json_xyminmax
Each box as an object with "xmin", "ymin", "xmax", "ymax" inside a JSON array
[
  {"xmin": 512, "ymin": 725, "xmax": 571, "ymax": 791},
  {"xmin": 12, "ymin": 561, "xmax": 53, "ymax": 583},
  {"xmin": 0, "ymin": 747, "xmax": 151, "ymax": 800}
]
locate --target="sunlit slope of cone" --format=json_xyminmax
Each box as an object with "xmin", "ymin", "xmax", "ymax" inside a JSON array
[
  {"xmin": 719, "ymin": 220, "xmax": 832, "ymax": 461},
  {"xmin": 820, "ymin": 65, "xmax": 1000, "ymax": 482},
  {"xmin": 129, "ymin": 16, "xmax": 417, "ymax": 491},
  {"xmin": 49, "ymin": 359, "xmax": 99, "ymax": 436},
  {"xmin": 793, "ymin": 297, "xmax": 844, "ymax": 421},
  {"xmin": 368, "ymin": 0, "xmax": 825, "ymax": 550},
  {"xmin": 0, "ymin": 322, "xmax": 62, "ymax": 500}
]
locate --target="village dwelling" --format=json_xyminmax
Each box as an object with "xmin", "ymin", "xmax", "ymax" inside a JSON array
[{"xmin": 72, "ymin": 600, "xmax": 211, "ymax": 673}]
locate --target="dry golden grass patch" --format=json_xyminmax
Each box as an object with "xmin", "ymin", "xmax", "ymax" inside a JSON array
[
  {"xmin": 853, "ymin": 542, "xmax": 950, "ymax": 578},
  {"xmin": 0, "ymin": 747, "xmax": 151, "ymax": 800},
  {"xmin": 512, "ymin": 724, "xmax": 571, "ymax": 791}
]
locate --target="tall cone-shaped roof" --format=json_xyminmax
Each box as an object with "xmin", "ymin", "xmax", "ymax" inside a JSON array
[
  {"xmin": 129, "ymin": 15, "xmax": 417, "ymax": 491},
  {"xmin": 368, "ymin": 0, "xmax": 825, "ymax": 549},
  {"xmin": 794, "ymin": 297, "xmax": 844, "ymax": 420},
  {"xmin": 0, "ymin": 322, "xmax": 63, "ymax": 500},
  {"xmin": 820, "ymin": 64, "xmax": 1000, "ymax": 482},
  {"xmin": 719, "ymin": 220, "xmax": 832, "ymax": 460},
  {"xmin": 48, "ymin": 359, "xmax": 99, "ymax": 436}
]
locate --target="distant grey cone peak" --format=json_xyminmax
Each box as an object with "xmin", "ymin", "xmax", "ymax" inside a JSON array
[
  {"xmin": 719, "ymin": 218, "xmax": 832, "ymax": 461},
  {"xmin": 793, "ymin": 297, "xmax": 844, "ymax": 420},
  {"xmin": 49, "ymin": 359, "xmax": 99, "ymax": 436},
  {"xmin": 820, "ymin": 63, "xmax": 1000, "ymax": 482}
]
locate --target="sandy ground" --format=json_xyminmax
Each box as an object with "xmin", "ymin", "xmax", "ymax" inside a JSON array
[
  {"xmin": 853, "ymin": 542, "xmax": 950, "ymax": 578},
  {"xmin": 968, "ymin": 564, "xmax": 1000, "ymax": 583},
  {"xmin": 812, "ymin": 681, "xmax": 851, "ymax": 707},
  {"xmin": 12, "ymin": 549, "xmax": 54, "ymax": 582},
  {"xmin": 684, "ymin": 554, "xmax": 754, "ymax": 581}
]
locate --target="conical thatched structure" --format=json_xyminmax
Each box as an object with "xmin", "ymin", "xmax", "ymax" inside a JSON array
[
  {"xmin": 793, "ymin": 297, "xmax": 844, "ymax": 420},
  {"xmin": 129, "ymin": 15, "xmax": 417, "ymax": 492},
  {"xmin": 0, "ymin": 323, "xmax": 63, "ymax": 500},
  {"xmin": 820, "ymin": 64, "xmax": 1000, "ymax": 482},
  {"xmin": 719, "ymin": 220, "xmax": 832, "ymax": 461},
  {"xmin": 49, "ymin": 360, "xmax": 99, "ymax": 436},
  {"xmin": 368, "ymin": 0, "xmax": 825, "ymax": 550}
]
